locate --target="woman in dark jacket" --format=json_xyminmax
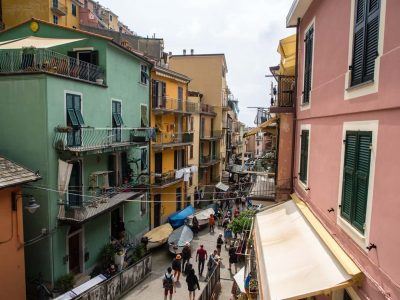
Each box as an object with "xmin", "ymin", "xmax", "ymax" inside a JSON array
[{"xmin": 186, "ymin": 269, "xmax": 200, "ymax": 300}]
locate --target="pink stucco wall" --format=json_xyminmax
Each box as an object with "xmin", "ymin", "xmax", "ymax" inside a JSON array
[{"xmin": 293, "ymin": 0, "xmax": 400, "ymax": 299}]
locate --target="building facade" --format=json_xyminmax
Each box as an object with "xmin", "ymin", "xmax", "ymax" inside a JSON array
[
  {"xmin": 1, "ymin": 0, "xmax": 81, "ymax": 29},
  {"xmin": 0, "ymin": 20, "xmax": 152, "ymax": 286},
  {"xmin": 0, "ymin": 157, "xmax": 41, "ymax": 300},
  {"xmin": 287, "ymin": 0, "xmax": 400, "ymax": 299},
  {"xmin": 149, "ymin": 65, "xmax": 195, "ymax": 227}
]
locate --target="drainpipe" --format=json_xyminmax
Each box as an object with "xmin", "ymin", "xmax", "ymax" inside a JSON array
[
  {"xmin": 148, "ymin": 62, "xmax": 153, "ymax": 229},
  {"xmin": 290, "ymin": 18, "xmax": 301, "ymax": 194}
]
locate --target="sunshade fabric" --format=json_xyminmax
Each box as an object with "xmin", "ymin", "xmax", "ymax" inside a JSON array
[
  {"xmin": 215, "ymin": 181, "xmax": 229, "ymax": 192},
  {"xmin": 0, "ymin": 36, "xmax": 84, "ymax": 49},
  {"xmin": 254, "ymin": 200, "xmax": 362, "ymax": 300},
  {"xmin": 168, "ymin": 205, "xmax": 195, "ymax": 228},
  {"xmin": 168, "ymin": 225, "xmax": 193, "ymax": 247},
  {"xmin": 143, "ymin": 223, "xmax": 173, "ymax": 242},
  {"xmin": 277, "ymin": 34, "xmax": 296, "ymax": 76},
  {"xmin": 233, "ymin": 267, "xmax": 246, "ymax": 293},
  {"xmin": 244, "ymin": 117, "xmax": 277, "ymax": 137}
]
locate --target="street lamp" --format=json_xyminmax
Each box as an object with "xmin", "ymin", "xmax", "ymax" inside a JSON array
[{"xmin": 25, "ymin": 195, "xmax": 40, "ymax": 214}]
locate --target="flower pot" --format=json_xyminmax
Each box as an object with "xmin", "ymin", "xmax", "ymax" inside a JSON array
[
  {"xmin": 114, "ymin": 252, "xmax": 125, "ymax": 271},
  {"xmin": 96, "ymin": 78, "xmax": 104, "ymax": 85}
]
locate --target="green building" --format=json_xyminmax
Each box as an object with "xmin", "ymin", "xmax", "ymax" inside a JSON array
[{"xmin": 0, "ymin": 19, "xmax": 152, "ymax": 287}]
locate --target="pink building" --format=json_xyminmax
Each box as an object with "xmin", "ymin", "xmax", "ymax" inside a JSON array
[{"xmin": 288, "ymin": 0, "xmax": 400, "ymax": 299}]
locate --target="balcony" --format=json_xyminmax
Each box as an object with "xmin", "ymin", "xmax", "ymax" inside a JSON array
[
  {"xmin": 0, "ymin": 48, "xmax": 105, "ymax": 85},
  {"xmin": 200, "ymin": 130, "xmax": 223, "ymax": 140},
  {"xmin": 270, "ymin": 75, "xmax": 295, "ymax": 113},
  {"xmin": 200, "ymin": 103, "xmax": 217, "ymax": 116},
  {"xmin": 152, "ymin": 170, "xmax": 184, "ymax": 188},
  {"xmin": 152, "ymin": 96, "xmax": 198, "ymax": 115},
  {"xmin": 152, "ymin": 132, "xmax": 193, "ymax": 150},
  {"xmin": 53, "ymin": 127, "xmax": 151, "ymax": 154},
  {"xmin": 58, "ymin": 185, "xmax": 147, "ymax": 224},
  {"xmin": 51, "ymin": 0, "xmax": 67, "ymax": 15},
  {"xmin": 199, "ymin": 154, "xmax": 221, "ymax": 168}
]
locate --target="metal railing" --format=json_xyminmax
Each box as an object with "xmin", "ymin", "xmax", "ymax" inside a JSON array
[
  {"xmin": 271, "ymin": 75, "xmax": 295, "ymax": 107},
  {"xmin": 53, "ymin": 127, "xmax": 151, "ymax": 153},
  {"xmin": 198, "ymin": 265, "xmax": 220, "ymax": 300},
  {"xmin": 200, "ymin": 103, "xmax": 216, "ymax": 114},
  {"xmin": 153, "ymin": 132, "xmax": 193, "ymax": 145},
  {"xmin": 153, "ymin": 168, "xmax": 188, "ymax": 187},
  {"xmin": 200, "ymin": 154, "xmax": 220, "ymax": 165},
  {"xmin": 152, "ymin": 96, "xmax": 198, "ymax": 113},
  {"xmin": 51, "ymin": 0, "xmax": 67, "ymax": 15},
  {"xmin": 200, "ymin": 130, "xmax": 223, "ymax": 140},
  {"xmin": 0, "ymin": 48, "xmax": 105, "ymax": 84}
]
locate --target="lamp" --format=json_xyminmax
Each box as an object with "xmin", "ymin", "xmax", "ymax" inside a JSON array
[{"xmin": 25, "ymin": 196, "xmax": 40, "ymax": 214}]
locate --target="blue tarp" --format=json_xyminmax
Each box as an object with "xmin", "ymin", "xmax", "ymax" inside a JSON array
[{"xmin": 168, "ymin": 205, "xmax": 195, "ymax": 228}]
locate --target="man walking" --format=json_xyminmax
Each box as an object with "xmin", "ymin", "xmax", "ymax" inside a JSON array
[
  {"xmin": 195, "ymin": 245, "xmax": 207, "ymax": 277},
  {"xmin": 162, "ymin": 267, "xmax": 176, "ymax": 300},
  {"xmin": 182, "ymin": 242, "xmax": 192, "ymax": 274},
  {"xmin": 206, "ymin": 250, "xmax": 220, "ymax": 280}
]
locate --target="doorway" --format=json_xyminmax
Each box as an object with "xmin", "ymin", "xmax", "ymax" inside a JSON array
[
  {"xmin": 68, "ymin": 160, "xmax": 82, "ymax": 206},
  {"xmin": 176, "ymin": 187, "xmax": 182, "ymax": 211},
  {"xmin": 154, "ymin": 194, "xmax": 161, "ymax": 227},
  {"xmin": 68, "ymin": 226, "xmax": 83, "ymax": 274},
  {"xmin": 155, "ymin": 152, "xmax": 162, "ymax": 174},
  {"xmin": 111, "ymin": 207, "xmax": 123, "ymax": 241}
]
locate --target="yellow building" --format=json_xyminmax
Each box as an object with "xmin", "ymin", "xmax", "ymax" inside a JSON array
[
  {"xmin": 1, "ymin": 0, "xmax": 81, "ymax": 29},
  {"xmin": 150, "ymin": 66, "xmax": 196, "ymax": 227},
  {"xmin": 169, "ymin": 52, "xmax": 229, "ymax": 193}
]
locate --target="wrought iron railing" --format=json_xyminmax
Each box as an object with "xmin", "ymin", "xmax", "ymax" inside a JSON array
[
  {"xmin": 51, "ymin": 0, "xmax": 67, "ymax": 15},
  {"xmin": 200, "ymin": 103, "xmax": 216, "ymax": 114},
  {"xmin": 200, "ymin": 130, "xmax": 223, "ymax": 139},
  {"xmin": 198, "ymin": 265, "xmax": 220, "ymax": 300},
  {"xmin": 153, "ymin": 169, "xmax": 189, "ymax": 187},
  {"xmin": 0, "ymin": 48, "xmax": 105, "ymax": 84},
  {"xmin": 153, "ymin": 132, "xmax": 193, "ymax": 145},
  {"xmin": 152, "ymin": 96, "xmax": 198, "ymax": 113},
  {"xmin": 200, "ymin": 154, "xmax": 220, "ymax": 165},
  {"xmin": 271, "ymin": 75, "xmax": 295, "ymax": 107},
  {"xmin": 53, "ymin": 127, "xmax": 151, "ymax": 152}
]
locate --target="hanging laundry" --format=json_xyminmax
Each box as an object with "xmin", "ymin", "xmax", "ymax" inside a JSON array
[
  {"xmin": 183, "ymin": 168, "xmax": 191, "ymax": 182},
  {"xmin": 190, "ymin": 165, "xmax": 198, "ymax": 173},
  {"xmin": 175, "ymin": 168, "xmax": 184, "ymax": 179}
]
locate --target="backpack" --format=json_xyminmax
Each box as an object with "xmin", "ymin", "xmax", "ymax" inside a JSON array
[{"xmin": 163, "ymin": 274, "xmax": 173, "ymax": 289}]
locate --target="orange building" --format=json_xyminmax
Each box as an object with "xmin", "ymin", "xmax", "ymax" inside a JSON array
[{"xmin": 0, "ymin": 156, "xmax": 40, "ymax": 300}]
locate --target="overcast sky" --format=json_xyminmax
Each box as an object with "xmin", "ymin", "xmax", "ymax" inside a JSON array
[{"xmin": 100, "ymin": 0, "xmax": 295, "ymax": 126}]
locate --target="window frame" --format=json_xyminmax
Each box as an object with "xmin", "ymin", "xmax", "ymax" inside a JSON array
[
  {"xmin": 140, "ymin": 146, "xmax": 148, "ymax": 173},
  {"xmin": 140, "ymin": 64, "xmax": 149, "ymax": 85},
  {"xmin": 140, "ymin": 103, "xmax": 149, "ymax": 127},
  {"xmin": 53, "ymin": 15, "xmax": 59, "ymax": 25},
  {"xmin": 336, "ymin": 120, "xmax": 378, "ymax": 250},
  {"xmin": 297, "ymin": 124, "xmax": 311, "ymax": 191},
  {"xmin": 300, "ymin": 18, "xmax": 315, "ymax": 111},
  {"xmin": 72, "ymin": 3, "xmax": 77, "ymax": 16},
  {"xmin": 111, "ymin": 99, "xmax": 123, "ymax": 142}
]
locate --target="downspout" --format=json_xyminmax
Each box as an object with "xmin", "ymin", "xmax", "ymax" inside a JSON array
[
  {"xmin": 148, "ymin": 63, "xmax": 153, "ymax": 230},
  {"xmin": 290, "ymin": 18, "xmax": 301, "ymax": 194}
]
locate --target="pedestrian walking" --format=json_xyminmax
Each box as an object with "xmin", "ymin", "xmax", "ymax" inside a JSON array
[
  {"xmin": 181, "ymin": 242, "xmax": 192, "ymax": 274},
  {"xmin": 192, "ymin": 216, "xmax": 199, "ymax": 237},
  {"xmin": 228, "ymin": 242, "xmax": 238, "ymax": 273},
  {"xmin": 224, "ymin": 226, "xmax": 233, "ymax": 249},
  {"xmin": 171, "ymin": 254, "xmax": 182, "ymax": 282},
  {"xmin": 162, "ymin": 267, "xmax": 176, "ymax": 300},
  {"xmin": 195, "ymin": 245, "xmax": 207, "ymax": 277},
  {"xmin": 208, "ymin": 214, "xmax": 215, "ymax": 233},
  {"xmin": 206, "ymin": 250, "xmax": 220, "ymax": 280},
  {"xmin": 186, "ymin": 268, "xmax": 200, "ymax": 300},
  {"xmin": 216, "ymin": 233, "xmax": 224, "ymax": 256}
]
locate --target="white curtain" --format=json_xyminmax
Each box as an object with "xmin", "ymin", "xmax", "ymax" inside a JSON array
[{"xmin": 58, "ymin": 159, "xmax": 73, "ymax": 202}]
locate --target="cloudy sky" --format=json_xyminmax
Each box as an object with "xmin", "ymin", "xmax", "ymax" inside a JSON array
[{"xmin": 100, "ymin": 0, "xmax": 295, "ymax": 126}]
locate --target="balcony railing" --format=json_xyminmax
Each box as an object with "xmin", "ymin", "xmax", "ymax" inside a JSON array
[
  {"xmin": 153, "ymin": 170, "xmax": 186, "ymax": 187},
  {"xmin": 200, "ymin": 103, "xmax": 216, "ymax": 115},
  {"xmin": 51, "ymin": 0, "xmax": 67, "ymax": 15},
  {"xmin": 200, "ymin": 154, "xmax": 220, "ymax": 166},
  {"xmin": 152, "ymin": 96, "xmax": 198, "ymax": 114},
  {"xmin": 58, "ymin": 185, "xmax": 147, "ymax": 223},
  {"xmin": 153, "ymin": 132, "xmax": 193, "ymax": 148},
  {"xmin": 200, "ymin": 130, "xmax": 223, "ymax": 140},
  {"xmin": 0, "ymin": 48, "xmax": 105, "ymax": 84},
  {"xmin": 271, "ymin": 75, "xmax": 295, "ymax": 107},
  {"xmin": 54, "ymin": 127, "xmax": 151, "ymax": 153}
]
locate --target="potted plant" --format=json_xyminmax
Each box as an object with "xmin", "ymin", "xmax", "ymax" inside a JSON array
[
  {"xmin": 249, "ymin": 278, "xmax": 258, "ymax": 294},
  {"xmin": 114, "ymin": 247, "xmax": 126, "ymax": 271},
  {"xmin": 56, "ymin": 125, "xmax": 72, "ymax": 133}
]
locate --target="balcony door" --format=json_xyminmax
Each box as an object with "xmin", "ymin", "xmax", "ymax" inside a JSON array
[
  {"xmin": 176, "ymin": 187, "xmax": 182, "ymax": 211},
  {"xmin": 154, "ymin": 194, "xmax": 161, "ymax": 227},
  {"xmin": 155, "ymin": 152, "xmax": 162, "ymax": 174},
  {"xmin": 68, "ymin": 160, "xmax": 82, "ymax": 206},
  {"xmin": 68, "ymin": 225, "xmax": 83, "ymax": 274}
]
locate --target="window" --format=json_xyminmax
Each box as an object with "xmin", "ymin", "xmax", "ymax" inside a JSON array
[
  {"xmin": 190, "ymin": 117, "xmax": 194, "ymax": 131},
  {"xmin": 66, "ymin": 93, "xmax": 84, "ymax": 146},
  {"xmin": 141, "ymin": 104, "xmax": 148, "ymax": 127},
  {"xmin": 299, "ymin": 129, "xmax": 309, "ymax": 184},
  {"xmin": 303, "ymin": 25, "xmax": 314, "ymax": 104},
  {"xmin": 341, "ymin": 131, "xmax": 372, "ymax": 233},
  {"xmin": 53, "ymin": 15, "xmax": 58, "ymax": 25},
  {"xmin": 344, "ymin": 290, "xmax": 353, "ymax": 300},
  {"xmin": 72, "ymin": 3, "xmax": 77, "ymax": 16},
  {"xmin": 350, "ymin": 0, "xmax": 380, "ymax": 86},
  {"xmin": 110, "ymin": 14, "xmax": 113, "ymax": 21},
  {"xmin": 189, "ymin": 176, "xmax": 192, "ymax": 187},
  {"xmin": 140, "ymin": 194, "xmax": 147, "ymax": 215},
  {"xmin": 178, "ymin": 87, "xmax": 183, "ymax": 101},
  {"xmin": 174, "ymin": 149, "xmax": 185, "ymax": 170},
  {"xmin": 140, "ymin": 65, "xmax": 149, "ymax": 85},
  {"xmin": 112, "ymin": 101, "xmax": 123, "ymax": 142},
  {"xmin": 190, "ymin": 145, "xmax": 194, "ymax": 159},
  {"xmin": 176, "ymin": 187, "xmax": 182, "ymax": 211},
  {"xmin": 141, "ymin": 147, "xmax": 148, "ymax": 172}
]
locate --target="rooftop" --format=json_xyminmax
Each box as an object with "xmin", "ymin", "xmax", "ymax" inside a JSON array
[{"xmin": 0, "ymin": 156, "xmax": 41, "ymax": 189}]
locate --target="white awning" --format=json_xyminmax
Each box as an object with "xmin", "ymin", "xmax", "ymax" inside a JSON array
[
  {"xmin": 0, "ymin": 36, "xmax": 85, "ymax": 49},
  {"xmin": 254, "ymin": 198, "xmax": 362, "ymax": 300},
  {"xmin": 233, "ymin": 267, "xmax": 246, "ymax": 293},
  {"xmin": 215, "ymin": 181, "xmax": 229, "ymax": 192}
]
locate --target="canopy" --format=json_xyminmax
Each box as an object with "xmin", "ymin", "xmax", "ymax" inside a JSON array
[
  {"xmin": 168, "ymin": 205, "xmax": 195, "ymax": 228},
  {"xmin": 277, "ymin": 34, "xmax": 296, "ymax": 76},
  {"xmin": 168, "ymin": 225, "xmax": 193, "ymax": 247},
  {"xmin": 143, "ymin": 223, "xmax": 173, "ymax": 242},
  {"xmin": 244, "ymin": 117, "xmax": 277, "ymax": 138},
  {"xmin": 0, "ymin": 36, "xmax": 85, "ymax": 49},
  {"xmin": 215, "ymin": 181, "xmax": 229, "ymax": 192},
  {"xmin": 233, "ymin": 267, "xmax": 246, "ymax": 293},
  {"xmin": 254, "ymin": 197, "xmax": 362, "ymax": 300}
]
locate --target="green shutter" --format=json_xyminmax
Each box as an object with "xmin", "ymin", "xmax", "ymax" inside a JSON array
[
  {"xmin": 353, "ymin": 132, "xmax": 372, "ymax": 232},
  {"xmin": 303, "ymin": 26, "xmax": 314, "ymax": 104},
  {"xmin": 364, "ymin": 0, "xmax": 380, "ymax": 80},
  {"xmin": 341, "ymin": 131, "xmax": 372, "ymax": 233},
  {"xmin": 299, "ymin": 130, "xmax": 309, "ymax": 184}
]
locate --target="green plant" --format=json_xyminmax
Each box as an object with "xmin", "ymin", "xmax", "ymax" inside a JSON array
[
  {"xmin": 55, "ymin": 273, "xmax": 75, "ymax": 293},
  {"xmin": 99, "ymin": 243, "xmax": 116, "ymax": 267},
  {"xmin": 228, "ymin": 210, "xmax": 255, "ymax": 234}
]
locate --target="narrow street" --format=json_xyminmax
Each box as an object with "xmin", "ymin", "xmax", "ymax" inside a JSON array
[{"xmin": 123, "ymin": 226, "xmax": 244, "ymax": 299}]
